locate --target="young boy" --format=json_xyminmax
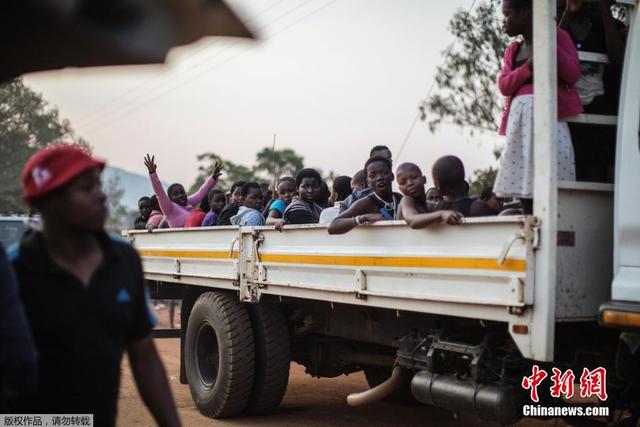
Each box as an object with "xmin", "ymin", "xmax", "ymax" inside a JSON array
[
  {"xmin": 231, "ymin": 182, "xmax": 265, "ymax": 226},
  {"xmin": 426, "ymin": 187, "xmax": 442, "ymax": 203},
  {"xmin": 134, "ymin": 196, "xmax": 152, "ymax": 229},
  {"xmin": 217, "ymin": 181, "xmax": 246, "ymax": 226},
  {"xmin": 328, "ymin": 156, "xmax": 402, "ymax": 235},
  {"xmin": 283, "ymin": 169, "xmax": 323, "ymax": 225},
  {"xmin": 339, "ymin": 169, "xmax": 372, "ymax": 213},
  {"xmin": 395, "ymin": 163, "xmax": 463, "ymax": 229},
  {"xmin": 202, "ymin": 189, "xmax": 226, "ymax": 227},
  {"xmin": 11, "ymin": 145, "xmax": 179, "ymax": 426},
  {"xmin": 266, "ymin": 176, "xmax": 297, "ymax": 227},
  {"xmin": 370, "ymin": 145, "xmax": 393, "ymax": 165},
  {"xmin": 431, "ymin": 155, "xmax": 496, "ymax": 217},
  {"xmin": 319, "ymin": 175, "xmax": 352, "ymax": 224}
]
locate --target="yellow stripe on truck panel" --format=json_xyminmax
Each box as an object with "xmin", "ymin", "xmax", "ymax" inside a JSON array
[
  {"xmin": 138, "ymin": 250, "xmax": 239, "ymax": 259},
  {"xmin": 138, "ymin": 249, "xmax": 525, "ymax": 272},
  {"xmin": 260, "ymin": 253, "xmax": 525, "ymax": 272}
]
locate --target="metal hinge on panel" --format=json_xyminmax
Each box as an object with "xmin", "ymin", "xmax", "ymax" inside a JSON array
[{"xmin": 355, "ymin": 269, "xmax": 367, "ymax": 300}]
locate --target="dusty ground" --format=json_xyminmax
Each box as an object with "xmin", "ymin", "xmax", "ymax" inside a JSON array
[{"xmin": 116, "ymin": 306, "xmax": 564, "ymax": 427}]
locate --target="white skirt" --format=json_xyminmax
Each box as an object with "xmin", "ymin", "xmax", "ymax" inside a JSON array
[{"xmin": 493, "ymin": 95, "xmax": 575, "ymax": 199}]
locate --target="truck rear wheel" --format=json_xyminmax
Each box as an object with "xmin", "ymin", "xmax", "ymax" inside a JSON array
[
  {"xmin": 246, "ymin": 304, "xmax": 291, "ymax": 414},
  {"xmin": 185, "ymin": 291, "xmax": 255, "ymax": 418}
]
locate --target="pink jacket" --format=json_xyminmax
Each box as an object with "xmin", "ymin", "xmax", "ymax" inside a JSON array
[
  {"xmin": 150, "ymin": 172, "xmax": 217, "ymax": 228},
  {"xmin": 498, "ymin": 28, "xmax": 583, "ymax": 135}
]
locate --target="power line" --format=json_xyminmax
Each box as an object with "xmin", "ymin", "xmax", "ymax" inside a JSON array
[
  {"xmin": 74, "ymin": 0, "xmax": 292, "ymax": 129},
  {"xmin": 395, "ymin": 0, "xmax": 478, "ymax": 162},
  {"xmin": 80, "ymin": 0, "xmax": 329, "ymax": 134}
]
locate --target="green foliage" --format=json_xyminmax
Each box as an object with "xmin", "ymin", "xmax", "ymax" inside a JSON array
[
  {"xmin": 0, "ymin": 78, "xmax": 88, "ymax": 213},
  {"xmin": 468, "ymin": 148, "xmax": 500, "ymax": 196},
  {"xmin": 190, "ymin": 147, "xmax": 307, "ymax": 193},
  {"xmin": 254, "ymin": 147, "xmax": 304, "ymax": 185},
  {"xmin": 420, "ymin": 0, "xmax": 508, "ymax": 135},
  {"xmin": 189, "ymin": 152, "xmax": 259, "ymax": 193},
  {"xmin": 104, "ymin": 175, "xmax": 135, "ymax": 233}
]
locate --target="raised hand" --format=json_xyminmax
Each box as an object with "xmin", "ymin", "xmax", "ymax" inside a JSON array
[
  {"xmin": 144, "ymin": 154, "xmax": 157, "ymax": 174},
  {"xmin": 212, "ymin": 161, "xmax": 224, "ymax": 181}
]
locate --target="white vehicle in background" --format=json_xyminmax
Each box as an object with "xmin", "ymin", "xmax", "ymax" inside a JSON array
[
  {"xmin": 0, "ymin": 215, "xmax": 40, "ymax": 249},
  {"xmin": 124, "ymin": 1, "xmax": 640, "ymax": 424}
]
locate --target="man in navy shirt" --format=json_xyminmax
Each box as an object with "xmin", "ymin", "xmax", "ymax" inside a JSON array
[{"xmin": 10, "ymin": 144, "xmax": 180, "ymax": 427}]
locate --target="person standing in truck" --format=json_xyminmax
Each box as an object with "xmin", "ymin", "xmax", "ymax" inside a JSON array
[
  {"xmin": 11, "ymin": 145, "xmax": 180, "ymax": 427},
  {"xmin": 144, "ymin": 153, "xmax": 223, "ymax": 228},
  {"xmin": 328, "ymin": 156, "xmax": 402, "ymax": 235},
  {"xmin": 558, "ymin": 0, "xmax": 626, "ymax": 182},
  {"xmin": 494, "ymin": 0, "xmax": 582, "ymax": 214}
]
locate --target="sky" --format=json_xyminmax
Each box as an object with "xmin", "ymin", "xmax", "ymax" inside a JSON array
[{"xmin": 24, "ymin": 0, "xmax": 503, "ymax": 188}]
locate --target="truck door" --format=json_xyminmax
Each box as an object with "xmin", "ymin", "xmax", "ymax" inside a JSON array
[{"xmin": 612, "ymin": 3, "xmax": 640, "ymax": 304}]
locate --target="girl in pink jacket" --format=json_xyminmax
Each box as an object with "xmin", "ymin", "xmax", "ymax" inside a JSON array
[
  {"xmin": 494, "ymin": 0, "xmax": 583, "ymax": 212},
  {"xmin": 144, "ymin": 154, "xmax": 223, "ymax": 228}
]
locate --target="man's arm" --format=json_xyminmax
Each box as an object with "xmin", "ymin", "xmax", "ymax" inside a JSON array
[
  {"xmin": 327, "ymin": 199, "xmax": 383, "ymax": 235},
  {"xmin": 128, "ymin": 336, "xmax": 181, "ymax": 427},
  {"xmin": 470, "ymin": 200, "xmax": 499, "ymax": 217}
]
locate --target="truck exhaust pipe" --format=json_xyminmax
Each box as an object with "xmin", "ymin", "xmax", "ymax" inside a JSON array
[
  {"xmin": 411, "ymin": 370, "xmax": 522, "ymax": 425},
  {"xmin": 347, "ymin": 366, "xmax": 409, "ymax": 407}
]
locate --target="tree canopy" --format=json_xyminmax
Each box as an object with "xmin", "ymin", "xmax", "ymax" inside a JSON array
[
  {"xmin": 0, "ymin": 78, "xmax": 89, "ymax": 213},
  {"xmin": 189, "ymin": 147, "xmax": 307, "ymax": 193},
  {"xmin": 420, "ymin": 0, "xmax": 508, "ymax": 135}
]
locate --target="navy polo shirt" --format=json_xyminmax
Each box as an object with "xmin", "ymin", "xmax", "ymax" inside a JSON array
[{"xmin": 10, "ymin": 230, "xmax": 154, "ymax": 427}]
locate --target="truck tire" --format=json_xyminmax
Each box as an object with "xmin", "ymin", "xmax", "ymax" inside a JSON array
[
  {"xmin": 364, "ymin": 366, "xmax": 416, "ymax": 404},
  {"xmin": 246, "ymin": 304, "xmax": 291, "ymax": 414},
  {"xmin": 185, "ymin": 291, "xmax": 255, "ymax": 418}
]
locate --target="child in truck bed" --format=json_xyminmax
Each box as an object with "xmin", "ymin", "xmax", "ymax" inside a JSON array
[
  {"xmin": 231, "ymin": 182, "xmax": 266, "ymax": 226},
  {"xmin": 432, "ymin": 156, "xmax": 497, "ymax": 217},
  {"xmin": 266, "ymin": 176, "xmax": 297, "ymax": 228},
  {"xmin": 327, "ymin": 156, "xmax": 402, "ymax": 235},
  {"xmin": 284, "ymin": 169, "xmax": 324, "ymax": 225},
  {"xmin": 396, "ymin": 162, "xmax": 463, "ymax": 228},
  {"xmin": 201, "ymin": 189, "xmax": 226, "ymax": 227}
]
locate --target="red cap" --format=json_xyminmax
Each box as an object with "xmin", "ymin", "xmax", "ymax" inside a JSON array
[{"xmin": 22, "ymin": 144, "xmax": 106, "ymax": 205}]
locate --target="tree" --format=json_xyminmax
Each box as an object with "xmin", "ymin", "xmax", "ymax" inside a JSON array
[
  {"xmin": 189, "ymin": 147, "xmax": 307, "ymax": 193},
  {"xmin": 468, "ymin": 148, "xmax": 500, "ymax": 196},
  {"xmin": 0, "ymin": 78, "xmax": 88, "ymax": 213},
  {"xmin": 104, "ymin": 175, "xmax": 135, "ymax": 233},
  {"xmin": 189, "ymin": 152, "xmax": 257, "ymax": 193},
  {"xmin": 253, "ymin": 147, "xmax": 304, "ymax": 185},
  {"xmin": 420, "ymin": 0, "xmax": 508, "ymax": 135}
]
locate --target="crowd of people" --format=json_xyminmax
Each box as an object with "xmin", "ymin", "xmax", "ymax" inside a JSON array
[
  {"xmin": 134, "ymin": 146, "xmax": 510, "ymax": 235},
  {"xmin": 134, "ymin": 0, "xmax": 626, "ymax": 231}
]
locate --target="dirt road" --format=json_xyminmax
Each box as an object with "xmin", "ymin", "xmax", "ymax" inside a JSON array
[{"xmin": 116, "ymin": 307, "xmax": 558, "ymax": 426}]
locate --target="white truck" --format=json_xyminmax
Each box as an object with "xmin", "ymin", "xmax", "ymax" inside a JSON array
[{"xmin": 125, "ymin": 1, "xmax": 640, "ymax": 424}]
